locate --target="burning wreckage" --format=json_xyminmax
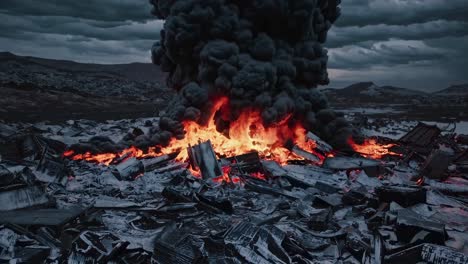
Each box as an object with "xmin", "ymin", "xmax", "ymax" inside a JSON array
[{"xmin": 1, "ymin": 0, "xmax": 468, "ymax": 263}]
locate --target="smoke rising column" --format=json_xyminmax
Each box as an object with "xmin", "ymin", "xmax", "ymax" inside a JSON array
[{"xmin": 150, "ymin": 0, "xmax": 354, "ymax": 148}]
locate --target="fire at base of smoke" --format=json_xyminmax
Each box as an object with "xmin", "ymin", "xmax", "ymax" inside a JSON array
[{"xmin": 147, "ymin": 0, "xmax": 357, "ymax": 150}]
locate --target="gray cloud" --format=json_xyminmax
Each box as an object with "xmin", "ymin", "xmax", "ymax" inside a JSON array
[
  {"xmin": 0, "ymin": 13, "xmax": 163, "ymax": 41},
  {"xmin": 0, "ymin": 0, "xmax": 467, "ymax": 90},
  {"xmin": 0, "ymin": 0, "xmax": 161, "ymax": 63},
  {"xmin": 328, "ymin": 39, "xmax": 449, "ymax": 69},
  {"xmin": 328, "ymin": 20, "xmax": 468, "ymax": 48},
  {"xmin": 323, "ymin": 0, "xmax": 468, "ymax": 90},
  {"xmin": 337, "ymin": 0, "xmax": 468, "ymax": 26},
  {"xmin": 0, "ymin": 33, "xmax": 153, "ymax": 64},
  {"xmin": 0, "ymin": 0, "xmax": 152, "ymax": 22},
  {"xmin": 327, "ymin": 35, "xmax": 468, "ymax": 90}
]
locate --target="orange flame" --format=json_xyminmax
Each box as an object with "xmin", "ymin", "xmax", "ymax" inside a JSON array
[
  {"xmin": 347, "ymin": 137, "xmax": 401, "ymax": 159},
  {"xmin": 65, "ymin": 97, "xmax": 323, "ymax": 166}
]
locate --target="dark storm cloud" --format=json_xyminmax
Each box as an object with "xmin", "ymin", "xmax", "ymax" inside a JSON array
[
  {"xmin": 0, "ymin": 0, "xmax": 152, "ymax": 22},
  {"xmin": 0, "ymin": 0, "xmax": 161, "ymax": 63},
  {"xmin": 328, "ymin": 39, "xmax": 448, "ymax": 69},
  {"xmin": 0, "ymin": 13, "xmax": 162, "ymax": 41},
  {"xmin": 337, "ymin": 0, "xmax": 468, "ymax": 27},
  {"xmin": 324, "ymin": 0, "xmax": 468, "ymax": 90},
  {"xmin": 328, "ymin": 20, "xmax": 468, "ymax": 48},
  {"xmin": 0, "ymin": 0, "xmax": 466, "ymax": 89}
]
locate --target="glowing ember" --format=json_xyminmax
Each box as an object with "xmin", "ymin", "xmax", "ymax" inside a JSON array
[
  {"xmin": 64, "ymin": 97, "xmax": 324, "ymax": 166},
  {"xmin": 250, "ymin": 172, "xmax": 267, "ymax": 181},
  {"xmin": 416, "ymin": 177, "xmax": 424, "ymax": 186},
  {"xmin": 347, "ymin": 137, "xmax": 402, "ymax": 159}
]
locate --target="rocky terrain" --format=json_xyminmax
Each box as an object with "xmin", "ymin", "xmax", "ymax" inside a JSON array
[
  {"xmin": 0, "ymin": 52, "xmax": 172, "ymax": 122},
  {"xmin": 323, "ymin": 82, "xmax": 468, "ymax": 121},
  {"xmin": 1, "ymin": 53, "xmax": 466, "ymax": 123}
]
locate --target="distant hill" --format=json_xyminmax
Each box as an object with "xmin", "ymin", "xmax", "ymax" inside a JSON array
[
  {"xmin": 0, "ymin": 52, "xmax": 173, "ymax": 122},
  {"xmin": 0, "ymin": 52, "xmax": 165, "ymax": 82},
  {"xmin": 433, "ymin": 84, "xmax": 468, "ymax": 97},
  {"xmin": 0, "ymin": 51, "xmax": 169, "ymax": 98},
  {"xmin": 322, "ymin": 82, "xmax": 426, "ymax": 104}
]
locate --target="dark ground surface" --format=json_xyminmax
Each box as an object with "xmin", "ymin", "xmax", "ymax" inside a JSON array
[
  {"xmin": 0, "ymin": 86, "xmax": 169, "ymax": 122},
  {"xmin": 2, "ymin": 86, "xmax": 466, "ymax": 123},
  {"xmin": 1, "ymin": 53, "xmax": 466, "ymax": 123}
]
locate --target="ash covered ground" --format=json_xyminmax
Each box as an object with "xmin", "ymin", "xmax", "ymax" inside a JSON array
[{"xmin": 0, "ymin": 108, "xmax": 467, "ymax": 263}]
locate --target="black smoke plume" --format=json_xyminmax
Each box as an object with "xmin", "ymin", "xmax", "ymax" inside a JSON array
[{"xmin": 149, "ymin": 0, "xmax": 356, "ymax": 148}]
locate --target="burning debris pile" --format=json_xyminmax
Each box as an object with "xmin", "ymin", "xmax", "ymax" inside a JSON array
[
  {"xmin": 0, "ymin": 0, "xmax": 467, "ymax": 263},
  {"xmin": 0, "ymin": 119, "xmax": 467, "ymax": 263},
  {"xmin": 148, "ymin": 0, "xmax": 355, "ymax": 149}
]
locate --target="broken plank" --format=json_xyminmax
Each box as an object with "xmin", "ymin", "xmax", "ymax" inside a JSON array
[
  {"xmin": 0, "ymin": 207, "xmax": 86, "ymax": 227},
  {"xmin": 0, "ymin": 185, "xmax": 50, "ymax": 211},
  {"xmin": 323, "ymin": 156, "xmax": 381, "ymax": 170}
]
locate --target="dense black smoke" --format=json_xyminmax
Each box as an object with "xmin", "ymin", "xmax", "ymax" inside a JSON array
[{"xmin": 149, "ymin": 0, "xmax": 356, "ymax": 148}]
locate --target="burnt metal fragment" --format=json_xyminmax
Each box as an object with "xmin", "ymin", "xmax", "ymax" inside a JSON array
[
  {"xmin": 384, "ymin": 243, "xmax": 424, "ymax": 264},
  {"xmin": 375, "ymin": 185, "xmax": 426, "ymax": 207},
  {"xmin": 421, "ymin": 150, "xmax": 451, "ymax": 180},
  {"xmin": 314, "ymin": 181, "xmax": 341, "ymax": 194},
  {"xmin": 36, "ymin": 154, "xmax": 69, "ymax": 185},
  {"xmin": 346, "ymin": 230, "xmax": 371, "ymax": 260},
  {"xmin": 70, "ymin": 231, "xmax": 129, "ymax": 263},
  {"xmin": 0, "ymin": 165, "xmax": 16, "ymax": 186},
  {"xmin": 153, "ymin": 223, "xmax": 206, "ymax": 264},
  {"xmin": 395, "ymin": 209, "xmax": 446, "ymax": 244},
  {"xmin": 307, "ymin": 208, "xmax": 332, "ymax": 231},
  {"xmin": 421, "ymin": 244, "xmax": 468, "ymax": 264},
  {"xmin": 342, "ymin": 186, "xmax": 369, "ymax": 205},
  {"xmin": 197, "ymin": 190, "xmax": 233, "ymax": 214},
  {"xmin": 13, "ymin": 247, "xmax": 50, "ymax": 264},
  {"xmin": 313, "ymin": 193, "xmax": 343, "ymax": 209}
]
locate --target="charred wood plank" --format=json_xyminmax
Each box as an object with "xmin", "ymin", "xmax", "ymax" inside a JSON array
[
  {"xmin": 399, "ymin": 122, "xmax": 441, "ymax": 148},
  {"xmin": 244, "ymin": 179, "xmax": 301, "ymax": 199},
  {"xmin": 307, "ymin": 132, "xmax": 333, "ymax": 154},
  {"xmin": 323, "ymin": 156, "xmax": 381, "ymax": 170},
  {"xmin": 425, "ymin": 178, "xmax": 468, "ymax": 194},
  {"xmin": 113, "ymin": 157, "xmax": 144, "ymax": 180},
  {"xmin": 307, "ymin": 208, "xmax": 332, "ymax": 231},
  {"xmin": 226, "ymin": 152, "xmax": 263, "ymax": 174},
  {"xmin": 261, "ymin": 160, "xmax": 287, "ymax": 177},
  {"xmin": 0, "ymin": 185, "xmax": 50, "ymax": 211},
  {"xmin": 421, "ymin": 150, "xmax": 451, "ymax": 180},
  {"xmin": 0, "ymin": 206, "xmax": 86, "ymax": 227},
  {"xmin": 141, "ymin": 154, "xmax": 173, "ymax": 172},
  {"xmin": 396, "ymin": 209, "xmax": 446, "ymax": 244},
  {"xmin": 375, "ymin": 185, "xmax": 426, "ymax": 207},
  {"xmin": 384, "ymin": 243, "xmax": 424, "ymax": 264},
  {"xmin": 0, "ymin": 165, "xmax": 16, "ymax": 186},
  {"xmin": 188, "ymin": 140, "xmax": 222, "ymax": 180},
  {"xmin": 291, "ymin": 145, "xmax": 321, "ymax": 163}
]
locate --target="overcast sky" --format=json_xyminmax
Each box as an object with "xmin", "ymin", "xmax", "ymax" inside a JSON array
[{"xmin": 0, "ymin": 0, "xmax": 467, "ymax": 91}]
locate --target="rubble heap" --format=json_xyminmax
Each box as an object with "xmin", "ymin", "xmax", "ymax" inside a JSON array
[{"xmin": 0, "ymin": 119, "xmax": 467, "ymax": 263}]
